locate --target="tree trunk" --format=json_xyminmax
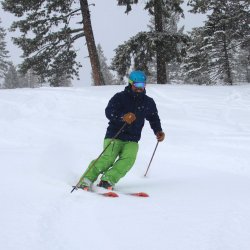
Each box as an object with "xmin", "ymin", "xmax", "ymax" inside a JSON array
[
  {"xmin": 246, "ymin": 53, "xmax": 250, "ymax": 83},
  {"xmin": 80, "ymin": 0, "xmax": 104, "ymax": 85},
  {"xmin": 154, "ymin": 0, "xmax": 167, "ymax": 84},
  {"xmin": 222, "ymin": 27, "xmax": 232, "ymax": 85}
]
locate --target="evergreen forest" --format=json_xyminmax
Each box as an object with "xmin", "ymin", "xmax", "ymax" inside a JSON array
[{"xmin": 0, "ymin": 0, "xmax": 249, "ymax": 88}]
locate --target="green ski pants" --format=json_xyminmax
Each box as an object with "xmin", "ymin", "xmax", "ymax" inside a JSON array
[{"xmin": 81, "ymin": 139, "xmax": 139, "ymax": 185}]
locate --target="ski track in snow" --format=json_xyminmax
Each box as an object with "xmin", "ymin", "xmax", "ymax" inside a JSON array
[{"xmin": 0, "ymin": 85, "xmax": 250, "ymax": 250}]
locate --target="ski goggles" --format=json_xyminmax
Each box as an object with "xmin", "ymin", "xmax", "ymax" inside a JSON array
[{"xmin": 133, "ymin": 82, "xmax": 146, "ymax": 88}]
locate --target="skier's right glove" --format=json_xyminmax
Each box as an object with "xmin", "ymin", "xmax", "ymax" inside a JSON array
[{"xmin": 122, "ymin": 112, "xmax": 136, "ymax": 124}]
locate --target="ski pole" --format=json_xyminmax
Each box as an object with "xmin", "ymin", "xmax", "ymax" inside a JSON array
[
  {"xmin": 144, "ymin": 141, "xmax": 159, "ymax": 177},
  {"xmin": 71, "ymin": 122, "xmax": 127, "ymax": 193}
]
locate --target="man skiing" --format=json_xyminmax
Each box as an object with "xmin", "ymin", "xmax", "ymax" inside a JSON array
[{"xmin": 78, "ymin": 70, "xmax": 165, "ymax": 191}]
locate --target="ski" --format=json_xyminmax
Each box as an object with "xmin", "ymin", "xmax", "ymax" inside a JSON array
[
  {"xmin": 72, "ymin": 186, "xmax": 149, "ymax": 198},
  {"xmin": 96, "ymin": 187, "xmax": 149, "ymax": 198},
  {"xmin": 99, "ymin": 191, "xmax": 149, "ymax": 198},
  {"xmin": 72, "ymin": 186, "xmax": 119, "ymax": 198},
  {"xmin": 127, "ymin": 192, "xmax": 149, "ymax": 197},
  {"xmin": 101, "ymin": 191, "xmax": 119, "ymax": 198}
]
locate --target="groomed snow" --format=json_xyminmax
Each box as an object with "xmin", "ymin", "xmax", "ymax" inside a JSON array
[{"xmin": 0, "ymin": 84, "xmax": 250, "ymax": 250}]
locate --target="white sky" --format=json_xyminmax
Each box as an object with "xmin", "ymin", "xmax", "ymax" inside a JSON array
[{"xmin": 0, "ymin": 0, "xmax": 207, "ymax": 86}]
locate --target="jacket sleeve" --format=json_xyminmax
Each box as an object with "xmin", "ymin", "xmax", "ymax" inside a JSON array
[
  {"xmin": 145, "ymin": 98, "xmax": 163, "ymax": 134},
  {"xmin": 105, "ymin": 93, "xmax": 125, "ymax": 126}
]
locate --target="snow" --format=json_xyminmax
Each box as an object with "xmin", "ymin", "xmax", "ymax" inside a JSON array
[{"xmin": 1, "ymin": 84, "xmax": 250, "ymax": 250}]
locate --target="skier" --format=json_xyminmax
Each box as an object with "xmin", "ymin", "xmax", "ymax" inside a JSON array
[{"xmin": 78, "ymin": 70, "xmax": 165, "ymax": 190}]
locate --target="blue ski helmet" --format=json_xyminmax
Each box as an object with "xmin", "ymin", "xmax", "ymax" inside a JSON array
[{"xmin": 128, "ymin": 71, "xmax": 147, "ymax": 84}]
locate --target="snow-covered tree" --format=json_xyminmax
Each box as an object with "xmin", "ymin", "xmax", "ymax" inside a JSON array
[
  {"xmin": 182, "ymin": 27, "xmax": 212, "ymax": 84},
  {"xmin": 2, "ymin": 0, "xmax": 104, "ymax": 86},
  {"xmin": 19, "ymin": 69, "xmax": 41, "ymax": 88},
  {"xmin": 0, "ymin": 18, "xmax": 9, "ymax": 79},
  {"xmin": 147, "ymin": 11, "xmax": 185, "ymax": 83},
  {"xmin": 95, "ymin": 44, "xmax": 116, "ymax": 85},
  {"xmin": 234, "ymin": 45, "xmax": 250, "ymax": 83},
  {"xmin": 3, "ymin": 63, "xmax": 19, "ymax": 89},
  {"xmin": 239, "ymin": 37, "xmax": 250, "ymax": 83},
  {"xmin": 115, "ymin": 0, "xmax": 187, "ymax": 84},
  {"xmin": 49, "ymin": 73, "xmax": 72, "ymax": 87},
  {"xmin": 187, "ymin": 0, "xmax": 250, "ymax": 85}
]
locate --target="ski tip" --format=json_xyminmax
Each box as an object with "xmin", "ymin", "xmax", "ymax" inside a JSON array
[
  {"xmin": 102, "ymin": 192, "xmax": 119, "ymax": 198},
  {"xmin": 130, "ymin": 192, "xmax": 149, "ymax": 197}
]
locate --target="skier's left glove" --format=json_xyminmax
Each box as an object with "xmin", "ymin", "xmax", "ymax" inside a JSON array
[{"xmin": 156, "ymin": 131, "xmax": 165, "ymax": 142}]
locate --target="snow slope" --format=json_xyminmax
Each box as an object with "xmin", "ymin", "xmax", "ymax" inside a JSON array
[{"xmin": 0, "ymin": 84, "xmax": 250, "ymax": 250}]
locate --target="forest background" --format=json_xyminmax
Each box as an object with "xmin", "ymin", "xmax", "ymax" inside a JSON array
[{"xmin": 0, "ymin": 0, "xmax": 249, "ymax": 87}]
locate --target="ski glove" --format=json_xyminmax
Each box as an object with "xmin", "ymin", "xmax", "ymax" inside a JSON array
[
  {"xmin": 156, "ymin": 131, "xmax": 165, "ymax": 142},
  {"xmin": 122, "ymin": 112, "xmax": 136, "ymax": 125}
]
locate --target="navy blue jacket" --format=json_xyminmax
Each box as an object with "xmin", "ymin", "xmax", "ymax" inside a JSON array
[{"xmin": 105, "ymin": 85, "xmax": 162, "ymax": 142}]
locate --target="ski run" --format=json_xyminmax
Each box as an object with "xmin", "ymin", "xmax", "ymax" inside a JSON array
[{"xmin": 0, "ymin": 84, "xmax": 250, "ymax": 250}]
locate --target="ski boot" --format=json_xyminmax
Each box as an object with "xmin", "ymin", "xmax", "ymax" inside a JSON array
[
  {"xmin": 78, "ymin": 178, "xmax": 92, "ymax": 191},
  {"xmin": 98, "ymin": 180, "xmax": 113, "ymax": 190}
]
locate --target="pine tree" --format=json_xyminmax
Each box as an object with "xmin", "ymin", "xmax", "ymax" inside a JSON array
[
  {"xmin": 3, "ymin": 63, "xmax": 20, "ymax": 89},
  {"xmin": 0, "ymin": 18, "xmax": 9, "ymax": 79},
  {"xmin": 60, "ymin": 76, "xmax": 72, "ymax": 87},
  {"xmin": 188, "ymin": 0, "xmax": 250, "ymax": 85},
  {"xmin": 147, "ymin": 11, "xmax": 185, "ymax": 83},
  {"xmin": 95, "ymin": 44, "xmax": 116, "ymax": 85},
  {"xmin": 116, "ymin": 0, "xmax": 187, "ymax": 84},
  {"xmin": 182, "ymin": 27, "xmax": 212, "ymax": 84},
  {"xmin": 49, "ymin": 73, "xmax": 72, "ymax": 87},
  {"xmin": 2, "ymin": 0, "xmax": 104, "ymax": 86},
  {"xmin": 240, "ymin": 37, "xmax": 250, "ymax": 83},
  {"xmin": 19, "ymin": 69, "xmax": 40, "ymax": 88},
  {"xmin": 80, "ymin": 0, "xmax": 104, "ymax": 85},
  {"xmin": 234, "ymin": 45, "xmax": 250, "ymax": 83}
]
